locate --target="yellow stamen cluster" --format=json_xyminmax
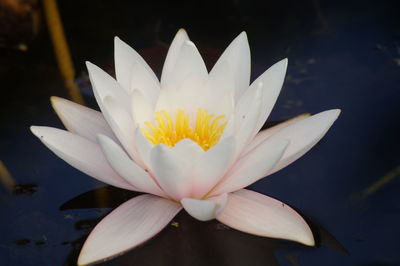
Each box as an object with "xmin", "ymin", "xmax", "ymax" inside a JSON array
[{"xmin": 142, "ymin": 108, "xmax": 227, "ymax": 151}]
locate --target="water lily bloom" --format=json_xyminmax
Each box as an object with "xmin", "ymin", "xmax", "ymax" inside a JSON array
[{"xmin": 31, "ymin": 29, "xmax": 340, "ymax": 265}]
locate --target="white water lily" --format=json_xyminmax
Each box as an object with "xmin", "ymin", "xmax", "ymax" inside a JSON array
[{"xmin": 31, "ymin": 29, "xmax": 340, "ymax": 265}]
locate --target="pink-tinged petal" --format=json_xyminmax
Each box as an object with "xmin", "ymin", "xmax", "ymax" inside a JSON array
[
  {"xmin": 114, "ymin": 37, "xmax": 159, "ymax": 94},
  {"xmin": 181, "ymin": 193, "xmax": 228, "ymax": 221},
  {"xmin": 191, "ymin": 137, "xmax": 236, "ymax": 198},
  {"xmin": 86, "ymin": 62, "xmax": 130, "ymax": 112},
  {"xmin": 102, "ymin": 96, "xmax": 144, "ymax": 167},
  {"xmin": 97, "ymin": 135, "xmax": 166, "ymax": 197},
  {"xmin": 131, "ymin": 90, "xmax": 154, "ymax": 126},
  {"xmin": 50, "ymin": 96, "xmax": 118, "ymax": 144},
  {"xmin": 267, "ymin": 109, "xmax": 341, "ymax": 175},
  {"xmin": 212, "ymin": 139, "xmax": 289, "ymax": 195},
  {"xmin": 164, "ymin": 40, "xmax": 208, "ymax": 90},
  {"xmin": 210, "ymin": 32, "xmax": 250, "ymax": 101},
  {"xmin": 30, "ymin": 126, "xmax": 135, "ymax": 190},
  {"xmin": 78, "ymin": 195, "xmax": 182, "ymax": 265},
  {"xmin": 217, "ymin": 189, "xmax": 315, "ymax": 246},
  {"xmin": 241, "ymin": 113, "xmax": 310, "ymax": 157},
  {"xmin": 161, "ymin": 29, "xmax": 190, "ymax": 88},
  {"xmin": 149, "ymin": 140, "xmax": 203, "ymax": 200},
  {"xmin": 251, "ymin": 59, "xmax": 288, "ymax": 136}
]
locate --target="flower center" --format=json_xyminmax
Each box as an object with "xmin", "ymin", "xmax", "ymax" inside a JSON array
[{"xmin": 142, "ymin": 108, "xmax": 227, "ymax": 151}]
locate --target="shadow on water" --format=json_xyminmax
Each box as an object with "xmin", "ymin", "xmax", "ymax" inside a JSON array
[{"xmin": 60, "ymin": 186, "xmax": 348, "ymax": 266}]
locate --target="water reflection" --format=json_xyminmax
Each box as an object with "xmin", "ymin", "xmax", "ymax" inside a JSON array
[{"xmin": 60, "ymin": 186, "xmax": 347, "ymax": 266}]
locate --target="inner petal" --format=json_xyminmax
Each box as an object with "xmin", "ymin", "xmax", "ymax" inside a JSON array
[{"xmin": 142, "ymin": 108, "xmax": 227, "ymax": 151}]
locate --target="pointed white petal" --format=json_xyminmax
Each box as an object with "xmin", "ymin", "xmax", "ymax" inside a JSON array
[
  {"xmin": 217, "ymin": 189, "xmax": 314, "ymax": 246},
  {"xmin": 97, "ymin": 135, "xmax": 166, "ymax": 197},
  {"xmin": 149, "ymin": 140, "xmax": 203, "ymax": 200},
  {"xmin": 114, "ymin": 37, "xmax": 158, "ymax": 93},
  {"xmin": 163, "ymin": 40, "xmax": 208, "ymax": 90},
  {"xmin": 241, "ymin": 113, "xmax": 310, "ymax": 156},
  {"xmin": 86, "ymin": 62, "xmax": 130, "ymax": 112},
  {"xmin": 267, "ymin": 109, "xmax": 341, "ymax": 174},
  {"xmin": 161, "ymin": 29, "xmax": 190, "ymax": 87},
  {"xmin": 210, "ymin": 32, "xmax": 250, "ymax": 101},
  {"xmin": 204, "ymin": 61, "xmax": 235, "ymax": 116},
  {"xmin": 181, "ymin": 193, "xmax": 227, "ymax": 221},
  {"xmin": 212, "ymin": 139, "xmax": 288, "ymax": 195},
  {"xmin": 251, "ymin": 58, "xmax": 288, "ymax": 135},
  {"xmin": 78, "ymin": 195, "xmax": 182, "ymax": 265},
  {"xmin": 30, "ymin": 126, "xmax": 134, "ymax": 190},
  {"xmin": 51, "ymin": 96, "xmax": 118, "ymax": 143},
  {"xmin": 102, "ymin": 96, "xmax": 143, "ymax": 166},
  {"xmin": 134, "ymin": 127, "xmax": 153, "ymax": 168},
  {"xmin": 131, "ymin": 89, "xmax": 154, "ymax": 126},
  {"xmin": 129, "ymin": 62, "xmax": 160, "ymax": 106},
  {"xmin": 233, "ymin": 84, "xmax": 263, "ymax": 156},
  {"xmin": 191, "ymin": 137, "xmax": 236, "ymax": 198}
]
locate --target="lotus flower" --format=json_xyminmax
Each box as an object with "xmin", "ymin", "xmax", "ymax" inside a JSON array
[{"xmin": 30, "ymin": 29, "xmax": 340, "ymax": 265}]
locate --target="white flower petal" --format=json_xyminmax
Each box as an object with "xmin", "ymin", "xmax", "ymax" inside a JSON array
[
  {"xmin": 51, "ymin": 96, "xmax": 118, "ymax": 143},
  {"xmin": 210, "ymin": 32, "xmax": 250, "ymax": 101},
  {"xmin": 164, "ymin": 40, "xmax": 208, "ymax": 90},
  {"xmin": 129, "ymin": 62, "xmax": 160, "ymax": 106},
  {"xmin": 267, "ymin": 109, "xmax": 341, "ymax": 174},
  {"xmin": 131, "ymin": 89, "xmax": 154, "ymax": 126},
  {"xmin": 251, "ymin": 58, "xmax": 288, "ymax": 135},
  {"xmin": 161, "ymin": 29, "xmax": 190, "ymax": 87},
  {"xmin": 217, "ymin": 189, "xmax": 314, "ymax": 246},
  {"xmin": 233, "ymin": 84, "xmax": 263, "ymax": 156},
  {"xmin": 149, "ymin": 140, "xmax": 203, "ymax": 200},
  {"xmin": 204, "ymin": 61, "xmax": 235, "ymax": 116},
  {"xmin": 86, "ymin": 61, "xmax": 130, "ymax": 112},
  {"xmin": 212, "ymin": 139, "xmax": 289, "ymax": 195},
  {"xmin": 241, "ymin": 113, "xmax": 310, "ymax": 156},
  {"xmin": 30, "ymin": 126, "xmax": 134, "ymax": 190},
  {"xmin": 78, "ymin": 195, "xmax": 182, "ymax": 266},
  {"xmin": 102, "ymin": 96, "xmax": 143, "ymax": 166},
  {"xmin": 97, "ymin": 135, "xmax": 166, "ymax": 197},
  {"xmin": 114, "ymin": 37, "xmax": 158, "ymax": 94},
  {"xmin": 134, "ymin": 127, "xmax": 153, "ymax": 168},
  {"xmin": 191, "ymin": 137, "xmax": 236, "ymax": 198},
  {"xmin": 181, "ymin": 193, "xmax": 228, "ymax": 221}
]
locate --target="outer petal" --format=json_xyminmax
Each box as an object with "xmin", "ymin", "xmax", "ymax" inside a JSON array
[
  {"xmin": 161, "ymin": 29, "xmax": 190, "ymax": 87},
  {"xmin": 50, "ymin": 96, "xmax": 118, "ymax": 143},
  {"xmin": 30, "ymin": 126, "xmax": 135, "ymax": 190},
  {"xmin": 78, "ymin": 195, "xmax": 182, "ymax": 265},
  {"xmin": 251, "ymin": 58, "xmax": 288, "ymax": 136},
  {"xmin": 181, "ymin": 193, "xmax": 228, "ymax": 221},
  {"xmin": 211, "ymin": 139, "xmax": 289, "ymax": 195},
  {"xmin": 241, "ymin": 113, "xmax": 310, "ymax": 156},
  {"xmin": 267, "ymin": 109, "xmax": 341, "ymax": 174},
  {"xmin": 149, "ymin": 140, "xmax": 204, "ymax": 200},
  {"xmin": 86, "ymin": 62, "xmax": 130, "ymax": 112},
  {"xmin": 114, "ymin": 37, "xmax": 159, "ymax": 95},
  {"xmin": 97, "ymin": 135, "xmax": 166, "ymax": 197},
  {"xmin": 217, "ymin": 189, "xmax": 314, "ymax": 246},
  {"xmin": 210, "ymin": 32, "xmax": 250, "ymax": 101},
  {"xmin": 191, "ymin": 137, "xmax": 236, "ymax": 198},
  {"xmin": 129, "ymin": 61, "xmax": 160, "ymax": 106}
]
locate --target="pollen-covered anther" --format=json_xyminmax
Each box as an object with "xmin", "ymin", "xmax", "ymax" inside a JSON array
[{"xmin": 142, "ymin": 108, "xmax": 227, "ymax": 150}]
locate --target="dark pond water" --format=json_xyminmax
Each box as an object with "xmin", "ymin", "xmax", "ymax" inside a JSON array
[{"xmin": 1, "ymin": 0, "xmax": 399, "ymax": 265}]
